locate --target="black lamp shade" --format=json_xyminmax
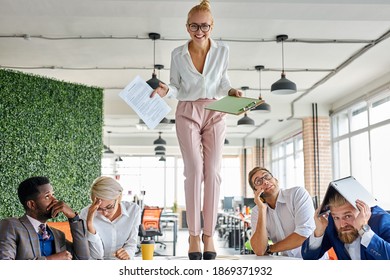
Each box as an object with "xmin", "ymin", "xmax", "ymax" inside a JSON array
[
  {"xmin": 153, "ymin": 133, "xmax": 166, "ymax": 145},
  {"xmin": 146, "ymin": 73, "xmax": 161, "ymax": 89},
  {"xmin": 271, "ymin": 73, "xmax": 297, "ymax": 94},
  {"xmin": 159, "ymin": 156, "xmax": 166, "ymax": 162},
  {"xmin": 237, "ymin": 113, "xmax": 255, "ymax": 126},
  {"xmin": 251, "ymin": 101, "xmax": 271, "ymax": 113},
  {"xmin": 224, "ymin": 138, "xmax": 229, "ymax": 145},
  {"xmin": 154, "ymin": 145, "xmax": 166, "ymax": 152}
]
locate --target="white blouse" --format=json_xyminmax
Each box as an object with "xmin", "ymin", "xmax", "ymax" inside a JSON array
[
  {"xmin": 80, "ymin": 201, "xmax": 141, "ymax": 260},
  {"xmin": 167, "ymin": 38, "xmax": 232, "ymax": 101}
]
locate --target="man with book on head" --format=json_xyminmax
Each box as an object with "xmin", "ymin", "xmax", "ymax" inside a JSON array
[{"xmin": 301, "ymin": 191, "xmax": 390, "ymax": 260}]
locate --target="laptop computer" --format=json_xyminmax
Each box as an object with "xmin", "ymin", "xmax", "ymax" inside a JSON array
[{"xmin": 318, "ymin": 176, "xmax": 378, "ymax": 216}]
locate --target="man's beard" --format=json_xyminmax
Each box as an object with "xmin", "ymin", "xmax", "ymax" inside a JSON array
[
  {"xmin": 36, "ymin": 204, "xmax": 53, "ymax": 221},
  {"xmin": 337, "ymin": 226, "xmax": 359, "ymax": 244}
]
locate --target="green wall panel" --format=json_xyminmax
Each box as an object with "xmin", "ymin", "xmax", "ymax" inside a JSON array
[{"xmin": 0, "ymin": 69, "xmax": 103, "ymax": 220}]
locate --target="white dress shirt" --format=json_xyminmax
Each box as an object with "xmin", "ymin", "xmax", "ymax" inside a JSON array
[
  {"xmin": 251, "ymin": 186, "xmax": 316, "ymax": 258},
  {"xmin": 80, "ymin": 201, "xmax": 141, "ymax": 260},
  {"xmin": 26, "ymin": 215, "xmax": 46, "ymax": 234},
  {"xmin": 167, "ymin": 38, "xmax": 232, "ymax": 101}
]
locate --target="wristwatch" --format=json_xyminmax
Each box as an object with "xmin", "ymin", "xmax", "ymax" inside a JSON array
[
  {"xmin": 266, "ymin": 244, "xmax": 272, "ymax": 255},
  {"xmin": 68, "ymin": 212, "xmax": 80, "ymax": 223},
  {"xmin": 358, "ymin": 224, "xmax": 370, "ymax": 237}
]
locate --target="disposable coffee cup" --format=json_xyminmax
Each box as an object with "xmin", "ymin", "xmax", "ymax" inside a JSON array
[{"xmin": 141, "ymin": 239, "xmax": 155, "ymax": 260}]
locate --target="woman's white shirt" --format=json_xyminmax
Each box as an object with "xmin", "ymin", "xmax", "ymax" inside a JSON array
[
  {"xmin": 168, "ymin": 38, "xmax": 232, "ymax": 101},
  {"xmin": 80, "ymin": 201, "xmax": 141, "ymax": 260}
]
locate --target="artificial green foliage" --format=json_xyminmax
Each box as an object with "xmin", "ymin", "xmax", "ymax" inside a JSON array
[{"xmin": 0, "ymin": 69, "xmax": 103, "ymax": 220}]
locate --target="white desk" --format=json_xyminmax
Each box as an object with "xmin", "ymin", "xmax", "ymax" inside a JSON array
[
  {"xmin": 233, "ymin": 254, "xmax": 301, "ymax": 260},
  {"xmin": 161, "ymin": 254, "xmax": 300, "ymax": 260}
]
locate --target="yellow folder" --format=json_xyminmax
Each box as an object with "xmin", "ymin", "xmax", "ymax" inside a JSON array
[{"xmin": 205, "ymin": 96, "xmax": 264, "ymax": 115}]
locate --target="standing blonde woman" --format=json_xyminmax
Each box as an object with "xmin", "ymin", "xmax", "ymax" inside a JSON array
[
  {"xmin": 151, "ymin": 0, "xmax": 242, "ymax": 259},
  {"xmin": 80, "ymin": 176, "xmax": 141, "ymax": 259}
]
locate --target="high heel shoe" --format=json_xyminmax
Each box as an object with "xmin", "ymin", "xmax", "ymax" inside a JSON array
[
  {"xmin": 188, "ymin": 236, "xmax": 202, "ymax": 260},
  {"xmin": 202, "ymin": 234, "xmax": 217, "ymax": 260}
]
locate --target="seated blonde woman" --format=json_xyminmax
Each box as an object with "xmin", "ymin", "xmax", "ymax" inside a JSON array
[{"xmin": 80, "ymin": 176, "xmax": 141, "ymax": 259}]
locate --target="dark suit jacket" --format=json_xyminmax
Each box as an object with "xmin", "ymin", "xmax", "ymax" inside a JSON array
[
  {"xmin": 0, "ymin": 215, "xmax": 90, "ymax": 260},
  {"xmin": 301, "ymin": 206, "xmax": 390, "ymax": 260}
]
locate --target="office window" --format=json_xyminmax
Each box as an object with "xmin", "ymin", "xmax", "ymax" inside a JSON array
[
  {"xmin": 271, "ymin": 133, "xmax": 304, "ymax": 189},
  {"xmin": 332, "ymin": 89, "xmax": 390, "ymax": 210}
]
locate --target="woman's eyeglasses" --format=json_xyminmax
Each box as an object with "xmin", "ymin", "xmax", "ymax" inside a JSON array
[
  {"xmin": 188, "ymin": 23, "xmax": 211, "ymax": 32},
  {"xmin": 97, "ymin": 200, "xmax": 117, "ymax": 213},
  {"xmin": 254, "ymin": 173, "xmax": 273, "ymax": 186}
]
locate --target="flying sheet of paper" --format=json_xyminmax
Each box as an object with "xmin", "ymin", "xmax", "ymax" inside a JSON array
[{"xmin": 119, "ymin": 75, "xmax": 171, "ymax": 129}]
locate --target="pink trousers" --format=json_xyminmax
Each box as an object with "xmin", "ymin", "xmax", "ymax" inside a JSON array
[{"xmin": 175, "ymin": 99, "xmax": 226, "ymax": 236}]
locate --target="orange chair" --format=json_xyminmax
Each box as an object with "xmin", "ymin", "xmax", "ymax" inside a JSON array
[
  {"xmin": 138, "ymin": 206, "xmax": 166, "ymax": 251},
  {"xmin": 47, "ymin": 221, "xmax": 72, "ymax": 242},
  {"xmin": 327, "ymin": 247, "xmax": 338, "ymax": 260}
]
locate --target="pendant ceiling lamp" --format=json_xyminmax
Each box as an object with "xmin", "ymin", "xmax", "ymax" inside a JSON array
[
  {"xmin": 271, "ymin": 34, "xmax": 297, "ymax": 95},
  {"xmin": 115, "ymin": 156, "xmax": 123, "ymax": 162},
  {"xmin": 224, "ymin": 138, "xmax": 230, "ymax": 145},
  {"xmin": 237, "ymin": 113, "xmax": 255, "ymax": 126},
  {"xmin": 146, "ymin": 32, "xmax": 164, "ymax": 89},
  {"xmin": 251, "ymin": 65, "xmax": 271, "ymax": 113},
  {"xmin": 153, "ymin": 131, "xmax": 166, "ymax": 145},
  {"xmin": 154, "ymin": 145, "xmax": 166, "ymax": 152},
  {"xmin": 159, "ymin": 156, "xmax": 166, "ymax": 162},
  {"xmin": 155, "ymin": 145, "xmax": 166, "ymax": 156},
  {"xmin": 237, "ymin": 86, "xmax": 255, "ymax": 126}
]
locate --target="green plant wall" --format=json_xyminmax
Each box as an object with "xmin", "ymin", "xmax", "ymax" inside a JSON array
[{"xmin": 0, "ymin": 69, "xmax": 103, "ymax": 220}]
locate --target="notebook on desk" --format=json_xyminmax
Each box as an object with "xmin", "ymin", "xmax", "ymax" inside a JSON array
[{"xmin": 318, "ymin": 176, "xmax": 378, "ymax": 216}]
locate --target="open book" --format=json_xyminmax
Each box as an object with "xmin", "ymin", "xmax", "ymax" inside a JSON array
[
  {"xmin": 318, "ymin": 176, "xmax": 378, "ymax": 216},
  {"xmin": 205, "ymin": 96, "xmax": 264, "ymax": 115}
]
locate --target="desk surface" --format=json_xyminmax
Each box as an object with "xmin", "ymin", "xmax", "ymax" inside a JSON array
[{"xmin": 164, "ymin": 254, "xmax": 300, "ymax": 260}]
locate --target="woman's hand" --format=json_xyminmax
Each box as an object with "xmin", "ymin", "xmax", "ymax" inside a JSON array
[
  {"xmin": 87, "ymin": 197, "xmax": 101, "ymax": 234},
  {"xmin": 228, "ymin": 88, "xmax": 242, "ymax": 97},
  {"xmin": 150, "ymin": 82, "xmax": 169, "ymax": 98},
  {"xmin": 114, "ymin": 248, "xmax": 130, "ymax": 260}
]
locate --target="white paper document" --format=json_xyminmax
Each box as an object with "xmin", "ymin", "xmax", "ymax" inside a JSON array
[{"xmin": 119, "ymin": 75, "xmax": 171, "ymax": 129}]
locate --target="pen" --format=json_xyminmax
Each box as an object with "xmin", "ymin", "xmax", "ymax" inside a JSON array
[{"xmin": 239, "ymin": 101, "xmax": 257, "ymax": 112}]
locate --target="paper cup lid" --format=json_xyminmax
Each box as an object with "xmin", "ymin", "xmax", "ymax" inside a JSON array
[{"xmin": 141, "ymin": 239, "xmax": 155, "ymax": 244}]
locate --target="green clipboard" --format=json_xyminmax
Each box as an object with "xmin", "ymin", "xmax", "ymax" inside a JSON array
[{"xmin": 205, "ymin": 96, "xmax": 264, "ymax": 115}]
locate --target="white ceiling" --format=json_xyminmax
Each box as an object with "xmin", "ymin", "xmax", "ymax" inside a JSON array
[{"xmin": 1, "ymin": 0, "xmax": 390, "ymax": 156}]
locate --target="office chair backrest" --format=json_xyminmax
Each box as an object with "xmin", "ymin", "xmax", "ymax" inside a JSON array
[{"xmin": 140, "ymin": 206, "xmax": 164, "ymax": 237}]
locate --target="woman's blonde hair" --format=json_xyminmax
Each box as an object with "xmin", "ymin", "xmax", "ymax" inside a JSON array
[
  {"xmin": 187, "ymin": 0, "xmax": 214, "ymax": 25},
  {"xmin": 90, "ymin": 176, "xmax": 123, "ymax": 200}
]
